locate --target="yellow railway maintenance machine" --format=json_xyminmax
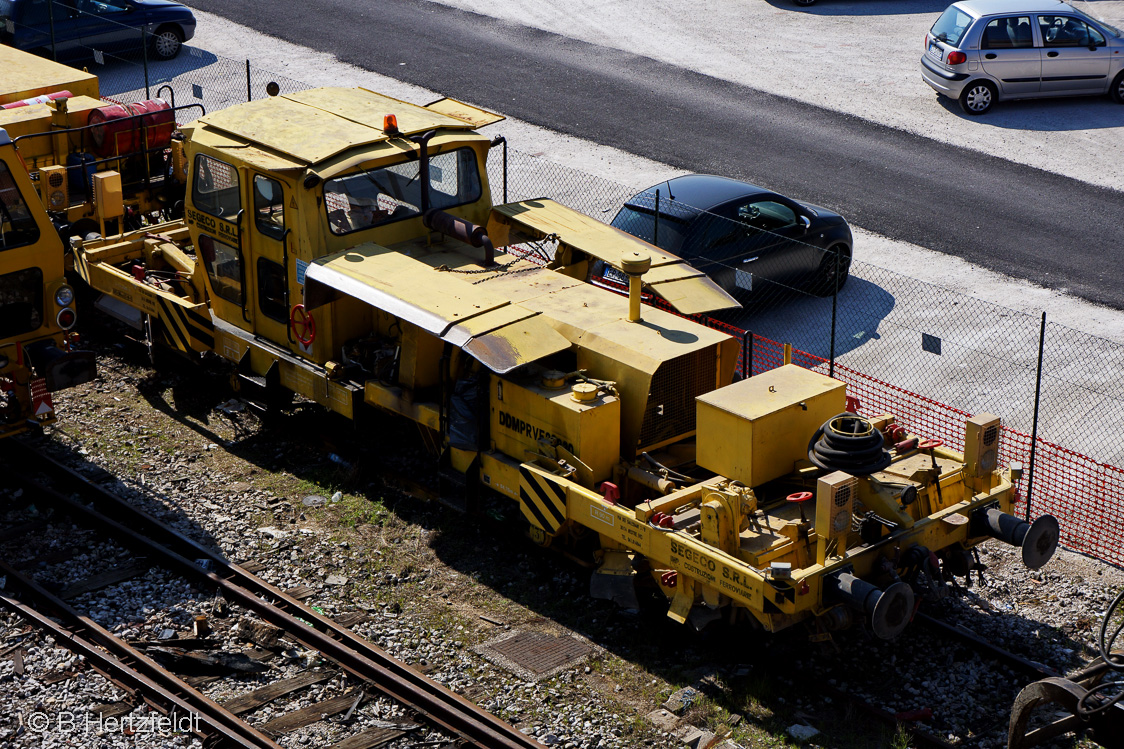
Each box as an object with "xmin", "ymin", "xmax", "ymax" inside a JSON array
[
  {"xmin": 0, "ymin": 125, "xmax": 94, "ymax": 438},
  {"xmin": 53, "ymin": 81, "xmax": 1059, "ymax": 637}
]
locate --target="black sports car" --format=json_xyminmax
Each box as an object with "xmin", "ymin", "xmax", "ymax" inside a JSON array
[{"xmin": 606, "ymin": 174, "xmax": 853, "ymax": 300}]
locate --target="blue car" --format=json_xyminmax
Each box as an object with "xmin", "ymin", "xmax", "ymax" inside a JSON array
[{"xmin": 0, "ymin": 0, "xmax": 196, "ymax": 61}]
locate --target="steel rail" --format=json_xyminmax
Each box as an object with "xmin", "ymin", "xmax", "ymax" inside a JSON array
[
  {"xmin": 916, "ymin": 611, "xmax": 1060, "ymax": 680},
  {"xmin": 0, "ymin": 566, "xmax": 276, "ymax": 748},
  {"xmin": 4, "ymin": 441, "xmax": 542, "ymax": 749}
]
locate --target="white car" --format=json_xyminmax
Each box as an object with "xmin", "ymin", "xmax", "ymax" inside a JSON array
[{"xmin": 921, "ymin": 0, "xmax": 1124, "ymax": 114}]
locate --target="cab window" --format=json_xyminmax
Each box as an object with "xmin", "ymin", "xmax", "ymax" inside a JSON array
[
  {"xmin": 253, "ymin": 175, "xmax": 285, "ymax": 240},
  {"xmin": 0, "ymin": 268, "xmax": 43, "ymax": 338},
  {"xmin": 199, "ymin": 234, "xmax": 243, "ymax": 306},
  {"xmin": 324, "ymin": 146, "xmax": 482, "ymax": 236},
  {"xmin": 0, "ymin": 161, "xmax": 41, "ymax": 252},
  {"xmin": 257, "ymin": 258, "xmax": 287, "ymax": 322},
  {"xmin": 192, "ymin": 155, "xmax": 241, "ymax": 220}
]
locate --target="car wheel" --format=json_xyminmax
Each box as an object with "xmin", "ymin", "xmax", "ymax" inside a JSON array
[
  {"xmin": 959, "ymin": 81, "xmax": 996, "ymax": 115},
  {"xmin": 813, "ymin": 244, "xmax": 851, "ymax": 297},
  {"xmin": 151, "ymin": 25, "xmax": 184, "ymax": 60},
  {"xmin": 1112, "ymin": 71, "xmax": 1124, "ymax": 104}
]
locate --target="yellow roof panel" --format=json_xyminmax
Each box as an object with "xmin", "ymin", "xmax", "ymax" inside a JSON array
[
  {"xmin": 493, "ymin": 199, "xmax": 679, "ymax": 267},
  {"xmin": 198, "ymin": 87, "xmax": 478, "ymax": 165},
  {"xmin": 462, "ymin": 316, "xmax": 573, "ymax": 374},
  {"xmin": 286, "ymin": 88, "xmax": 473, "ymax": 133},
  {"xmin": 0, "ymin": 46, "xmax": 99, "ymax": 104},
  {"xmin": 491, "ymin": 200, "xmax": 740, "ymax": 315},
  {"xmin": 303, "ymin": 243, "xmax": 571, "ymax": 372},
  {"xmin": 520, "ymin": 283, "xmax": 732, "ymax": 367},
  {"xmin": 424, "ymin": 97, "xmax": 506, "ymax": 128},
  {"xmin": 646, "ymin": 277, "xmax": 740, "ymax": 317}
]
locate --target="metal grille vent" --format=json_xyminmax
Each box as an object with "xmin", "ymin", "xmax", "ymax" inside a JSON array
[
  {"xmin": 638, "ymin": 346, "xmax": 716, "ymax": 449},
  {"xmin": 48, "ymin": 172, "xmax": 65, "ymax": 188},
  {"xmin": 983, "ymin": 424, "xmax": 998, "ymax": 447},
  {"xmin": 478, "ymin": 629, "xmax": 592, "ymax": 682},
  {"xmin": 834, "ymin": 484, "xmax": 851, "ymax": 507}
]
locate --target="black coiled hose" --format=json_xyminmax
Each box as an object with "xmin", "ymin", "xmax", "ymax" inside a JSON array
[
  {"xmin": 808, "ymin": 412, "xmax": 891, "ymax": 475},
  {"xmin": 1076, "ymin": 586, "xmax": 1124, "ymax": 716}
]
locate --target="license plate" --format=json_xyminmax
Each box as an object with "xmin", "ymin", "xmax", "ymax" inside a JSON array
[{"xmin": 928, "ymin": 44, "xmax": 943, "ymax": 61}]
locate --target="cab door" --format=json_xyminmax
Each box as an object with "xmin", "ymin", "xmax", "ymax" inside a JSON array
[
  {"xmin": 247, "ymin": 174, "xmax": 292, "ymax": 347},
  {"xmin": 191, "ymin": 153, "xmax": 248, "ymax": 330}
]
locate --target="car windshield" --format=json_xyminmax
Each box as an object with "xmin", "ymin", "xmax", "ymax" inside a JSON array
[
  {"xmin": 610, "ymin": 202, "xmax": 694, "ymax": 254},
  {"xmin": 1070, "ymin": 5, "xmax": 1121, "ymax": 36},
  {"xmin": 930, "ymin": 6, "xmax": 975, "ymax": 46}
]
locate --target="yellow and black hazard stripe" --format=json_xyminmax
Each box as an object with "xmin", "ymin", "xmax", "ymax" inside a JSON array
[
  {"xmin": 519, "ymin": 465, "xmax": 567, "ymax": 533},
  {"xmin": 156, "ymin": 297, "xmax": 214, "ymax": 353}
]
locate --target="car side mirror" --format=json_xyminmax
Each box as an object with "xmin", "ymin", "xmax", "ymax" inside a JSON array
[{"xmin": 798, "ymin": 215, "xmax": 811, "ymax": 231}]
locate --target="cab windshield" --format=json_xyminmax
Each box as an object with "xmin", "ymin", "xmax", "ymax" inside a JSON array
[{"xmin": 324, "ymin": 147, "xmax": 482, "ymax": 236}]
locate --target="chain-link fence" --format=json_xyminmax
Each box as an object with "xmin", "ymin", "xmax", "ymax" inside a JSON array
[{"xmin": 10, "ymin": 33, "xmax": 1121, "ymax": 567}]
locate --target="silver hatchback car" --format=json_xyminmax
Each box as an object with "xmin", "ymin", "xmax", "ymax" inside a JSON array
[{"xmin": 921, "ymin": 0, "xmax": 1124, "ymax": 114}]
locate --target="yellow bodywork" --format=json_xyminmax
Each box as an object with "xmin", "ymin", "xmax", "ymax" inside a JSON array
[
  {"xmin": 0, "ymin": 46, "xmax": 100, "ymax": 105},
  {"xmin": 697, "ymin": 365, "xmax": 845, "ymax": 487}
]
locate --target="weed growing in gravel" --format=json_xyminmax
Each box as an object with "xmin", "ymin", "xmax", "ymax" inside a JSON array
[{"xmin": 891, "ymin": 722, "xmax": 914, "ymax": 749}]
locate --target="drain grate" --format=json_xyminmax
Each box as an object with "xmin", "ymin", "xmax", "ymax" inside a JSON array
[{"xmin": 478, "ymin": 629, "xmax": 592, "ymax": 681}]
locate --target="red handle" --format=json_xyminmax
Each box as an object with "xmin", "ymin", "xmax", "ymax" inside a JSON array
[{"xmin": 290, "ymin": 304, "xmax": 316, "ymax": 345}]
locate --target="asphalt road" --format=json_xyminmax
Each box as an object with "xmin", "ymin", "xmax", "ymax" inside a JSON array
[{"xmin": 183, "ymin": 0, "xmax": 1124, "ymax": 308}]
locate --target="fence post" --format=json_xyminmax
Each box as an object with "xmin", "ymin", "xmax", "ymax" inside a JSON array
[
  {"xmin": 502, "ymin": 137, "xmax": 508, "ymax": 204},
  {"xmin": 246, "ymin": 60, "xmax": 252, "ymax": 102},
  {"xmin": 1025, "ymin": 311, "xmax": 1046, "ymax": 521},
  {"xmin": 654, "ymin": 189, "xmax": 660, "ymax": 248},
  {"xmin": 142, "ymin": 28, "xmax": 150, "ymax": 99},
  {"xmin": 829, "ymin": 248, "xmax": 839, "ymax": 378},
  {"xmin": 741, "ymin": 329, "xmax": 752, "ymax": 379},
  {"xmin": 48, "ymin": 0, "xmax": 58, "ymax": 61}
]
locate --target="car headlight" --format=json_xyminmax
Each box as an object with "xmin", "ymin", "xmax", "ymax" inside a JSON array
[{"xmin": 55, "ymin": 285, "xmax": 75, "ymax": 307}]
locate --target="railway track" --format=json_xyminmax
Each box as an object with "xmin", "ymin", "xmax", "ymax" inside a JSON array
[{"xmin": 0, "ymin": 439, "xmax": 542, "ymax": 749}]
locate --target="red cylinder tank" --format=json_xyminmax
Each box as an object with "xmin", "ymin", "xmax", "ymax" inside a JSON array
[{"xmin": 87, "ymin": 99, "xmax": 174, "ymax": 158}]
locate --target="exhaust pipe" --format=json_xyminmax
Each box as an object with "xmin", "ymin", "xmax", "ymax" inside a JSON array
[
  {"xmin": 971, "ymin": 507, "xmax": 1059, "ymax": 570},
  {"xmin": 824, "ymin": 571, "xmax": 914, "ymax": 640},
  {"xmin": 423, "ymin": 209, "xmax": 495, "ymax": 267},
  {"xmin": 620, "ymin": 251, "xmax": 651, "ymax": 323}
]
